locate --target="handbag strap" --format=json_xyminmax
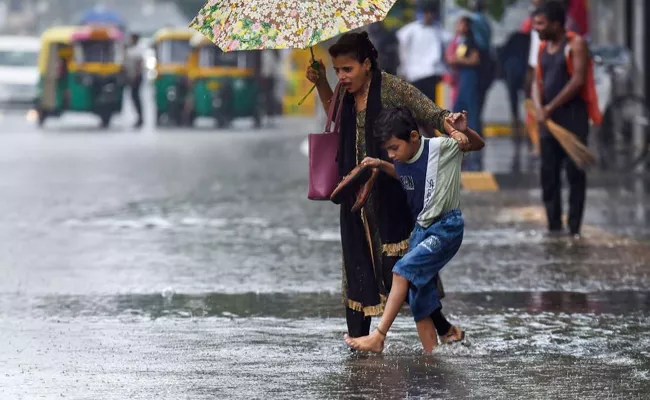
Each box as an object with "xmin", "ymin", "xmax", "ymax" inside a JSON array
[{"xmin": 324, "ymin": 83, "xmax": 345, "ymax": 133}]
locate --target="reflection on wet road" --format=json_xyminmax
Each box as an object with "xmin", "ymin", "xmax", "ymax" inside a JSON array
[{"xmin": 1, "ymin": 111, "xmax": 649, "ymax": 399}]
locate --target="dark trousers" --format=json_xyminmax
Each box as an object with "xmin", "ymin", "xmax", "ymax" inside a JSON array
[
  {"xmin": 346, "ymin": 308, "xmax": 372, "ymax": 338},
  {"xmin": 540, "ymin": 134, "xmax": 587, "ymax": 234},
  {"xmin": 130, "ymin": 80, "xmax": 143, "ymax": 122},
  {"xmin": 411, "ymin": 75, "xmax": 443, "ymax": 138},
  {"xmin": 411, "ymin": 75, "xmax": 442, "ymax": 102}
]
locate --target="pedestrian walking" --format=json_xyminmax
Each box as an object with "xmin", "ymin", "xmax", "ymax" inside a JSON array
[
  {"xmin": 306, "ymin": 32, "xmax": 468, "ymax": 341},
  {"xmin": 125, "ymin": 33, "xmax": 144, "ymax": 128},
  {"xmin": 344, "ymin": 107, "xmax": 484, "ymax": 353}
]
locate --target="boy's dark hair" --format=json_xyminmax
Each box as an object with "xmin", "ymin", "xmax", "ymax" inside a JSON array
[
  {"xmin": 533, "ymin": 1, "xmax": 566, "ymax": 27},
  {"xmin": 374, "ymin": 107, "xmax": 419, "ymax": 143},
  {"xmin": 328, "ymin": 32, "xmax": 379, "ymax": 70}
]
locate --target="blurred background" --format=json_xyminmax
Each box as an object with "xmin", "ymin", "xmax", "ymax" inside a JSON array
[
  {"xmin": 2, "ymin": 2, "xmax": 650, "ymax": 398},
  {"xmin": 0, "ymin": 0, "xmax": 645, "ymax": 124}
]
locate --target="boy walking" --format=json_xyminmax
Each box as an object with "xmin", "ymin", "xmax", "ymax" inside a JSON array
[{"xmin": 344, "ymin": 108, "xmax": 484, "ymax": 353}]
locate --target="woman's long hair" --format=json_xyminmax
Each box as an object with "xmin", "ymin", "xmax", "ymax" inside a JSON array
[{"xmin": 328, "ymin": 31, "xmax": 379, "ymax": 70}]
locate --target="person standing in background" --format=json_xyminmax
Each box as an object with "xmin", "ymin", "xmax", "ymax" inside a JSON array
[
  {"xmin": 469, "ymin": 0, "xmax": 492, "ymax": 51},
  {"xmin": 469, "ymin": 0, "xmax": 495, "ymax": 157},
  {"xmin": 446, "ymin": 16, "xmax": 482, "ymax": 171},
  {"xmin": 525, "ymin": 0, "xmax": 546, "ymax": 156},
  {"xmin": 367, "ymin": 22, "xmax": 400, "ymax": 76},
  {"xmin": 396, "ymin": 0, "xmax": 449, "ymax": 102},
  {"xmin": 261, "ymin": 49, "xmax": 282, "ymax": 124},
  {"xmin": 396, "ymin": 0, "xmax": 450, "ymax": 136},
  {"xmin": 532, "ymin": 1, "xmax": 598, "ymax": 239},
  {"xmin": 125, "ymin": 33, "xmax": 144, "ymax": 129}
]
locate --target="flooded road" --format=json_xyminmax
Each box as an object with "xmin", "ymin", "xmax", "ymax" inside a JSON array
[{"xmin": 1, "ymin": 109, "xmax": 649, "ymax": 399}]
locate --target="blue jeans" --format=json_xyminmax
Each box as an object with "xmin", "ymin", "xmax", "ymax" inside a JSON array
[
  {"xmin": 392, "ymin": 210, "xmax": 464, "ymax": 321},
  {"xmin": 454, "ymin": 68, "xmax": 483, "ymax": 171}
]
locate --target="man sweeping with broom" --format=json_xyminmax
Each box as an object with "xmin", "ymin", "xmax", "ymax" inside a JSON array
[{"xmin": 531, "ymin": 1, "xmax": 601, "ymax": 239}]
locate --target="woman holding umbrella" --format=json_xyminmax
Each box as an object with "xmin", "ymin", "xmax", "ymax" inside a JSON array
[{"xmin": 306, "ymin": 32, "xmax": 468, "ymax": 343}]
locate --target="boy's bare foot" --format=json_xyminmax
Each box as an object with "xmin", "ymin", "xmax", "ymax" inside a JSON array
[
  {"xmin": 344, "ymin": 330, "xmax": 385, "ymax": 353},
  {"xmin": 440, "ymin": 325, "xmax": 465, "ymax": 344}
]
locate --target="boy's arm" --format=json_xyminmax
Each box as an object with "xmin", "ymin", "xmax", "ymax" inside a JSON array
[{"xmin": 362, "ymin": 157, "xmax": 398, "ymax": 179}]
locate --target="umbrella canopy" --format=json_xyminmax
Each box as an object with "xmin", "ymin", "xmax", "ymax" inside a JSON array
[
  {"xmin": 79, "ymin": 7, "xmax": 126, "ymax": 30},
  {"xmin": 190, "ymin": 0, "xmax": 397, "ymax": 52}
]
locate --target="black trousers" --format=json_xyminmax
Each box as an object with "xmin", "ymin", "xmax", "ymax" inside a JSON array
[
  {"xmin": 540, "ymin": 134, "xmax": 587, "ymax": 234},
  {"xmin": 411, "ymin": 75, "xmax": 442, "ymax": 102},
  {"xmin": 130, "ymin": 81, "xmax": 143, "ymax": 122},
  {"xmin": 411, "ymin": 75, "xmax": 443, "ymax": 137}
]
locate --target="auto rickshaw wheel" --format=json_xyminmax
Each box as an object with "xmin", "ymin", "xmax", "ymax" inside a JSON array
[
  {"xmin": 99, "ymin": 113, "xmax": 112, "ymax": 129},
  {"xmin": 216, "ymin": 116, "xmax": 231, "ymax": 129},
  {"xmin": 186, "ymin": 111, "xmax": 196, "ymax": 127},
  {"xmin": 253, "ymin": 110, "xmax": 262, "ymax": 129},
  {"xmin": 252, "ymin": 93, "xmax": 265, "ymax": 129},
  {"xmin": 37, "ymin": 110, "xmax": 47, "ymax": 128}
]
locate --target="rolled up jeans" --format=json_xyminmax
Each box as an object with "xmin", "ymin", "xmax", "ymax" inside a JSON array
[{"xmin": 392, "ymin": 210, "xmax": 464, "ymax": 321}]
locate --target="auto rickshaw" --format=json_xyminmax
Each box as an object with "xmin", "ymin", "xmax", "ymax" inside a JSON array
[
  {"xmin": 36, "ymin": 25, "xmax": 126, "ymax": 128},
  {"xmin": 151, "ymin": 28, "xmax": 193, "ymax": 126},
  {"xmin": 186, "ymin": 34, "xmax": 263, "ymax": 128}
]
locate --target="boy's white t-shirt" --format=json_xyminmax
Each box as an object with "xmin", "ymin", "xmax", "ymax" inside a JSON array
[{"xmin": 393, "ymin": 137, "xmax": 463, "ymax": 228}]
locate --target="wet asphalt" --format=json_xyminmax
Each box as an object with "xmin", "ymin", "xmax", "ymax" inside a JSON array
[{"xmin": 0, "ymin": 96, "xmax": 649, "ymax": 399}]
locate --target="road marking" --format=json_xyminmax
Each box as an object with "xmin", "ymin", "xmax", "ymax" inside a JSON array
[{"xmin": 461, "ymin": 172, "xmax": 499, "ymax": 192}]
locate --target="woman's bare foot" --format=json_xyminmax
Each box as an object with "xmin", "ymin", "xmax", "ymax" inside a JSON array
[
  {"xmin": 344, "ymin": 330, "xmax": 385, "ymax": 353},
  {"xmin": 440, "ymin": 325, "xmax": 465, "ymax": 344}
]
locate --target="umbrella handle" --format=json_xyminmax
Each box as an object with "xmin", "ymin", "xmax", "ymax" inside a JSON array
[
  {"xmin": 298, "ymin": 84, "xmax": 317, "ymax": 106},
  {"xmin": 309, "ymin": 47, "xmax": 320, "ymax": 69}
]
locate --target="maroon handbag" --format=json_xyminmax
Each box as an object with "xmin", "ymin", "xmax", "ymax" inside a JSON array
[{"xmin": 307, "ymin": 84, "xmax": 344, "ymax": 200}]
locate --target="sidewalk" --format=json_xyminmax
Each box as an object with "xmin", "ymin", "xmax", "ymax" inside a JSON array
[{"xmin": 480, "ymin": 137, "xmax": 650, "ymax": 190}]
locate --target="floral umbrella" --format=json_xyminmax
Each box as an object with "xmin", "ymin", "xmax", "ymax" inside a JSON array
[{"xmin": 190, "ymin": 0, "xmax": 397, "ymax": 52}]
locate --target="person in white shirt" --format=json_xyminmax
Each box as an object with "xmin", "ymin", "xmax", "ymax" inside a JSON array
[
  {"xmin": 396, "ymin": 0, "xmax": 450, "ymax": 103},
  {"xmin": 525, "ymin": 0, "xmax": 545, "ymax": 155},
  {"xmin": 125, "ymin": 33, "xmax": 144, "ymax": 128}
]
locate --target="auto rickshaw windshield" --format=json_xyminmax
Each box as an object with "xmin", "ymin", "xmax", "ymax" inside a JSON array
[
  {"xmin": 74, "ymin": 40, "xmax": 124, "ymax": 64},
  {"xmin": 198, "ymin": 46, "xmax": 239, "ymax": 68},
  {"xmin": 157, "ymin": 40, "xmax": 191, "ymax": 64}
]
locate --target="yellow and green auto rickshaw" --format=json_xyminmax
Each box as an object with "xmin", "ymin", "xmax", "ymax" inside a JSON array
[
  {"xmin": 151, "ymin": 28, "xmax": 193, "ymax": 126},
  {"xmin": 186, "ymin": 34, "xmax": 263, "ymax": 129},
  {"xmin": 36, "ymin": 25, "xmax": 126, "ymax": 128}
]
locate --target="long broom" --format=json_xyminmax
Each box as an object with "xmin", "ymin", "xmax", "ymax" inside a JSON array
[{"xmin": 524, "ymin": 100, "xmax": 595, "ymax": 170}]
